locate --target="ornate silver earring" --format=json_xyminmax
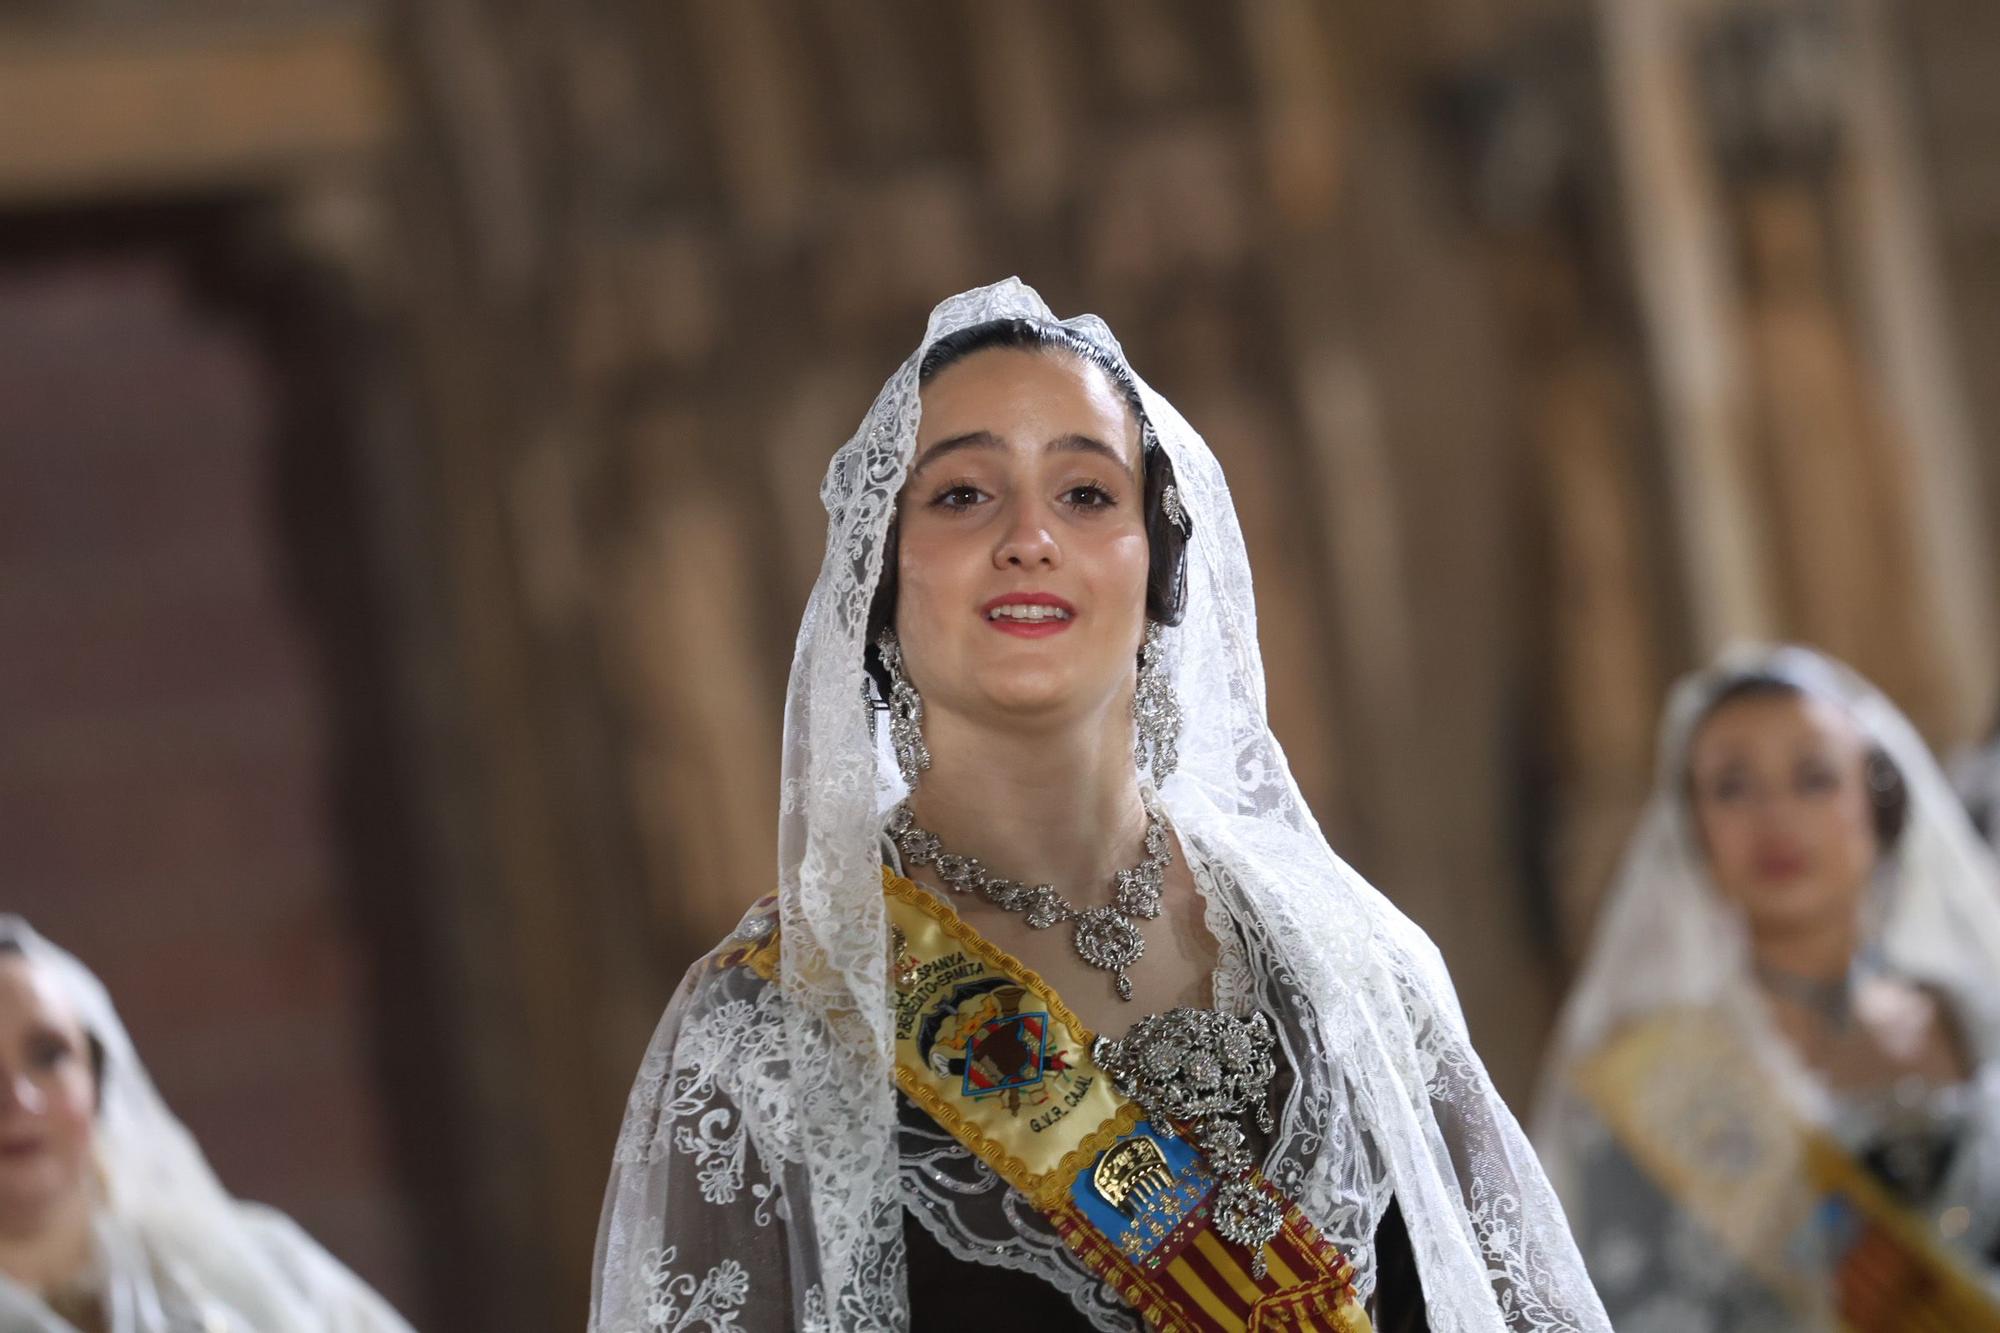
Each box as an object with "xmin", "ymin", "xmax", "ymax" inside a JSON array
[
  {"xmin": 1132, "ymin": 620, "xmax": 1182, "ymax": 785},
  {"xmin": 876, "ymin": 629, "xmax": 931, "ymax": 785}
]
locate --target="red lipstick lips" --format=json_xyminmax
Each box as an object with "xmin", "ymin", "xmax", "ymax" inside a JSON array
[
  {"xmin": 980, "ymin": 591, "xmax": 1076, "ymax": 638},
  {"xmin": 1754, "ymin": 848, "xmax": 1809, "ymax": 880}
]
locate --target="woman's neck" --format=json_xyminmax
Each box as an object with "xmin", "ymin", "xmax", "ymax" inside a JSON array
[
  {"xmin": 0, "ymin": 1188, "xmax": 94, "ymax": 1296},
  {"xmin": 1748, "ymin": 911, "xmax": 1862, "ymax": 985},
  {"xmin": 907, "ymin": 704, "xmax": 1149, "ymax": 891}
]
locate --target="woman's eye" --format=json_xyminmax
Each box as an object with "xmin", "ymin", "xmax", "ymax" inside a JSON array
[
  {"xmin": 27, "ymin": 1035, "xmax": 72, "ymax": 1071},
  {"xmin": 931, "ymin": 483, "xmax": 986, "ymax": 511},
  {"xmin": 1708, "ymin": 775, "xmax": 1749, "ymax": 803},
  {"xmin": 1062, "ymin": 484, "xmax": 1116, "ymax": 509}
]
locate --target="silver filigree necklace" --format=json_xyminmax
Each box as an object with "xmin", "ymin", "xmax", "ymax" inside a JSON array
[
  {"xmin": 1753, "ymin": 957, "xmax": 1871, "ymax": 1032},
  {"xmin": 887, "ymin": 798, "xmax": 1169, "ymax": 1000}
]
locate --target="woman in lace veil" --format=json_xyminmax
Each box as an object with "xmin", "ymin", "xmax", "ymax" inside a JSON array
[
  {"xmin": 0, "ymin": 917, "xmax": 417, "ymax": 1333},
  {"xmin": 593, "ymin": 279, "xmax": 1608, "ymax": 1332},
  {"xmin": 1535, "ymin": 644, "xmax": 2000, "ymax": 1331}
]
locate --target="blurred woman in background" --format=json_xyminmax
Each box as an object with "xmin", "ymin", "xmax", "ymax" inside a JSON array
[
  {"xmin": 0, "ymin": 918, "xmax": 416, "ymax": 1333},
  {"xmin": 1536, "ymin": 644, "xmax": 2000, "ymax": 1331}
]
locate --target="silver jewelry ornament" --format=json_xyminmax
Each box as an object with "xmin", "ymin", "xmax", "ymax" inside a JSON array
[
  {"xmin": 1161, "ymin": 481, "xmax": 1189, "ymax": 535},
  {"xmin": 1132, "ymin": 621, "xmax": 1182, "ymax": 785},
  {"xmin": 1093, "ymin": 1007, "xmax": 1283, "ymax": 1275},
  {"xmin": 876, "ymin": 629, "xmax": 931, "ymax": 785},
  {"xmin": 888, "ymin": 799, "xmax": 1171, "ymax": 1001}
]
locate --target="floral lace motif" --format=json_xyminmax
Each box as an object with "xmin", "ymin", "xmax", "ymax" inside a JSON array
[{"xmin": 634, "ymin": 1248, "xmax": 750, "ymax": 1331}]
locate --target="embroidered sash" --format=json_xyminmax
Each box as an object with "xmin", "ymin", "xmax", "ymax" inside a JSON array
[
  {"xmin": 883, "ymin": 870, "xmax": 1372, "ymax": 1333},
  {"xmin": 1577, "ymin": 1009, "xmax": 2000, "ymax": 1332}
]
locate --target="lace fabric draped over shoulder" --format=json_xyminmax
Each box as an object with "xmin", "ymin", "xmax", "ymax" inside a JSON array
[
  {"xmin": 592, "ymin": 280, "xmax": 1611, "ymax": 1333},
  {"xmin": 595, "ymin": 899, "xmax": 828, "ymax": 1331}
]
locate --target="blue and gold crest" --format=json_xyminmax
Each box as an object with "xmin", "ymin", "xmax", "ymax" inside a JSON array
[{"xmin": 1072, "ymin": 1121, "xmax": 1216, "ymax": 1269}]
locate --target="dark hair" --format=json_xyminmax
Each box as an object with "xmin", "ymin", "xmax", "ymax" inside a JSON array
[
  {"xmin": 862, "ymin": 318, "xmax": 1191, "ymax": 700},
  {"xmin": 0, "ymin": 935, "xmax": 109, "ymax": 1109},
  {"xmin": 1687, "ymin": 673, "xmax": 1910, "ymax": 851}
]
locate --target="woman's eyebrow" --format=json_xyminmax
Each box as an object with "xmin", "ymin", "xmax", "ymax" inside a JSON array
[
  {"xmin": 24, "ymin": 1020, "xmax": 72, "ymax": 1046},
  {"xmin": 911, "ymin": 430, "xmax": 1000, "ymax": 475},
  {"xmin": 1048, "ymin": 433, "xmax": 1136, "ymax": 476},
  {"xmin": 912, "ymin": 429, "xmax": 1135, "ymax": 477}
]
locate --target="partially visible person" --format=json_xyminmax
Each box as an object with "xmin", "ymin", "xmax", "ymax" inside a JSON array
[
  {"xmin": 1952, "ymin": 711, "xmax": 2000, "ymax": 851},
  {"xmin": 1536, "ymin": 645, "xmax": 2000, "ymax": 1332},
  {"xmin": 0, "ymin": 917, "xmax": 417, "ymax": 1333}
]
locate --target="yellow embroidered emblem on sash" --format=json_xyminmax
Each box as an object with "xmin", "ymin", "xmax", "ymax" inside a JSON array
[{"xmin": 885, "ymin": 871, "xmax": 1141, "ymax": 1208}]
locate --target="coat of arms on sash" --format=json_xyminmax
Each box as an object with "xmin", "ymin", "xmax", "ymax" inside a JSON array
[{"xmin": 914, "ymin": 977, "xmax": 1077, "ymax": 1116}]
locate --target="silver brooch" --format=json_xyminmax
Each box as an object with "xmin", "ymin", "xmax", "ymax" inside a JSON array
[{"xmin": 1094, "ymin": 1007, "xmax": 1284, "ymax": 1275}]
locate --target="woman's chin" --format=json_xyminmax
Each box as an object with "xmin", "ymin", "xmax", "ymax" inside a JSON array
[
  {"xmin": 970, "ymin": 669, "xmax": 1095, "ymax": 721},
  {"xmin": 0, "ymin": 1161, "xmax": 75, "ymax": 1223},
  {"xmin": 1739, "ymin": 881, "xmax": 1858, "ymax": 941}
]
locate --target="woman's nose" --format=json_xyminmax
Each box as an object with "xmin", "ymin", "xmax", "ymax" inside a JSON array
[
  {"xmin": 0, "ymin": 1071, "xmax": 44, "ymax": 1116},
  {"xmin": 993, "ymin": 501, "xmax": 1061, "ymax": 569}
]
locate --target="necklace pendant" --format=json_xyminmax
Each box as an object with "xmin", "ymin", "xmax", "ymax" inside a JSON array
[
  {"xmin": 1073, "ymin": 906, "xmax": 1145, "ymax": 998},
  {"xmin": 1115, "ymin": 970, "xmax": 1133, "ymax": 1001}
]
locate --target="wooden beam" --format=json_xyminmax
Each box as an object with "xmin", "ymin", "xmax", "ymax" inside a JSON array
[
  {"xmin": 0, "ymin": 17, "xmax": 394, "ymax": 204},
  {"xmin": 1597, "ymin": 0, "xmax": 1775, "ymax": 652},
  {"xmin": 1837, "ymin": 0, "xmax": 1997, "ymax": 738}
]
